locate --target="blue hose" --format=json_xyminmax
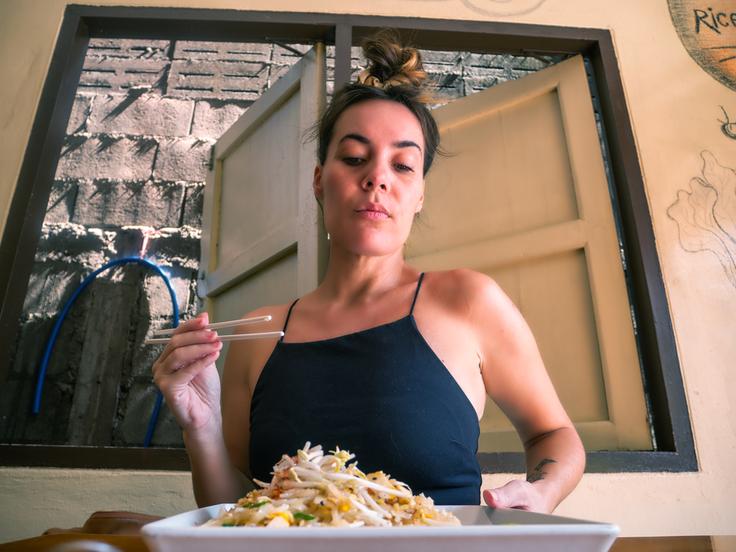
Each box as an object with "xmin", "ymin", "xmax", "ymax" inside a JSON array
[{"xmin": 32, "ymin": 256, "xmax": 179, "ymax": 447}]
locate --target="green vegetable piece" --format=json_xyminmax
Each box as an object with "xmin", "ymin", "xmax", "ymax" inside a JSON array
[
  {"xmin": 244, "ymin": 500, "xmax": 269, "ymax": 509},
  {"xmin": 221, "ymin": 522, "xmax": 235, "ymax": 527},
  {"xmin": 294, "ymin": 512, "xmax": 316, "ymax": 521}
]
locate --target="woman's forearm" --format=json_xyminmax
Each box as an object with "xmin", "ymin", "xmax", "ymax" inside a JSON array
[
  {"xmin": 523, "ymin": 426, "xmax": 585, "ymax": 511},
  {"xmin": 184, "ymin": 426, "xmax": 253, "ymax": 507}
]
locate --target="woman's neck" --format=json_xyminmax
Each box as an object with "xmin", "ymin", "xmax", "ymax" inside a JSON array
[{"xmin": 314, "ymin": 246, "xmax": 416, "ymax": 306}]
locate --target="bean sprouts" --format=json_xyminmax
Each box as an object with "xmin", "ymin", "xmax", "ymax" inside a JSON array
[{"xmin": 204, "ymin": 442, "xmax": 460, "ymax": 528}]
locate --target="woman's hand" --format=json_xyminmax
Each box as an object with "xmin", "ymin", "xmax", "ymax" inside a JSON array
[
  {"xmin": 151, "ymin": 312, "xmax": 223, "ymax": 434},
  {"xmin": 482, "ymin": 480, "xmax": 554, "ymax": 513}
]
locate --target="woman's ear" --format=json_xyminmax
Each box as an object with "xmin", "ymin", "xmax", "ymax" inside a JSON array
[
  {"xmin": 415, "ymin": 182, "xmax": 424, "ymax": 214},
  {"xmin": 313, "ymin": 165, "xmax": 323, "ymax": 202}
]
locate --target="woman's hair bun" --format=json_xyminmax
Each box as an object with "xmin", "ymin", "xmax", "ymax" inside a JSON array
[
  {"xmin": 357, "ymin": 30, "xmax": 429, "ymax": 92},
  {"xmin": 314, "ymin": 29, "xmax": 441, "ymax": 175}
]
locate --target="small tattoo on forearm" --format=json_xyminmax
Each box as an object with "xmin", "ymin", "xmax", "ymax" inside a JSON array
[{"xmin": 527, "ymin": 458, "xmax": 556, "ymax": 483}]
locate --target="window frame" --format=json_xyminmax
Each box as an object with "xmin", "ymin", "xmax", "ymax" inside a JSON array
[{"xmin": 0, "ymin": 4, "xmax": 696, "ymax": 473}]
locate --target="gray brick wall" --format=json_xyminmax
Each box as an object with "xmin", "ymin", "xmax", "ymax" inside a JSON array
[
  {"xmin": 0, "ymin": 37, "xmax": 562, "ymax": 449},
  {"xmin": 0, "ymin": 38, "xmax": 284, "ymax": 448}
]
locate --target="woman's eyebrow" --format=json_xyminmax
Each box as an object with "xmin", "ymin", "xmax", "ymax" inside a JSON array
[{"xmin": 338, "ymin": 133, "xmax": 422, "ymax": 153}]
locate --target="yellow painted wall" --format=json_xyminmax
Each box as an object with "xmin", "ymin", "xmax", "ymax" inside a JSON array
[
  {"xmin": 2, "ymin": 0, "xmax": 735, "ymax": 542},
  {"xmin": 0, "ymin": 468, "xmax": 192, "ymax": 535}
]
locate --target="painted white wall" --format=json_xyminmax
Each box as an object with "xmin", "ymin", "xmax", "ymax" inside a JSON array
[{"xmin": 2, "ymin": 0, "xmax": 735, "ymax": 542}]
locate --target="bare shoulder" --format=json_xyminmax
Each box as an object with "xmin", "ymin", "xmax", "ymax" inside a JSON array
[
  {"xmin": 222, "ymin": 302, "xmax": 294, "ymax": 387},
  {"xmin": 422, "ymin": 268, "xmax": 529, "ymax": 353},
  {"xmin": 422, "ymin": 268, "xmax": 512, "ymax": 320},
  {"xmin": 235, "ymin": 303, "xmax": 293, "ymax": 330}
]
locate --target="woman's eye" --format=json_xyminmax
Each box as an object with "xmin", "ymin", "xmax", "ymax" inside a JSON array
[
  {"xmin": 395, "ymin": 163, "xmax": 414, "ymax": 173},
  {"xmin": 342, "ymin": 157, "xmax": 364, "ymax": 166}
]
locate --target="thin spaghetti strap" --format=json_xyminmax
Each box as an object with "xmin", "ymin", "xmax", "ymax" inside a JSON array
[
  {"xmin": 281, "ymin": 298, "xmax": 300, "ymax": 342},
  {"xmin": 409, "ymin": 272, "xmax": 425, "ymax": 316}
]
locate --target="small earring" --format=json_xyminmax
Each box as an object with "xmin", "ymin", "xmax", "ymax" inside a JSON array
[{"xmin": 327, "ymin": 232, "xmax": 331, "ymax": 240}]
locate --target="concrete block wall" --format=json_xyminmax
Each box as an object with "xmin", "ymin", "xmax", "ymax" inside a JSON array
[
  {"xmin": 0, "ymin": 37, "xmax": 561, "ymax": 449},
  {"xmin": 0, "ymin": 38, "xmax": 294, "ymax": 448}
]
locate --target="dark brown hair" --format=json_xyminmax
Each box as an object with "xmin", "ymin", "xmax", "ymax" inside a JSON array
[{"xmin": 316, "ymin": 31, "xmax": 440, "ymax": 176}]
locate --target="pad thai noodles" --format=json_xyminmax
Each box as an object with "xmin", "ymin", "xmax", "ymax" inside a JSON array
[{"xmin": 203, "ymin": 442, "xmax": 461, "ymax": 528}]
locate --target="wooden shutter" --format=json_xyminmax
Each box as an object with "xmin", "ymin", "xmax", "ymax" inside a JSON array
[
  {"xmin": 406, "ymin": 55, "xmax": 652, "ymax": 451},
  {"xmin": 199, "ymin": 43, "xmax": 328, "ymax": 366}
]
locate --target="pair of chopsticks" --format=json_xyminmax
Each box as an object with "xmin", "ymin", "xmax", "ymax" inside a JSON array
[{"xmin": 144, "ymin": 315, "xmax": 283, "ymax": 345}]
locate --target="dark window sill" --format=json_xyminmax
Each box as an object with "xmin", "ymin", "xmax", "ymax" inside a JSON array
[
  {"xmin": 0, "ymin": 445, "xmax": 190, "ymax": 470},
  {"xmin": 482, "ymin": 450, "xmax": 698, "ymax": 473},
  {"xmin": 0, "ymin": 445, "xmax": 697, "ymax": 473}
]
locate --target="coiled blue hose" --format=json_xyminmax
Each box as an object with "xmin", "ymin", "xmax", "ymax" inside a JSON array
[{"xmin": 32, "ymin": 256, "xmax": 179, "ymax": 447}]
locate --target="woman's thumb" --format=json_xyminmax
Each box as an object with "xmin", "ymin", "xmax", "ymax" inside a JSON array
[
  {"xmin": 483, "ymin": 489, "xmax": 504, "ymax": 508},
  {"xmin": 483, "ymin": 481, "xmax": 527, "ymax": 509}
]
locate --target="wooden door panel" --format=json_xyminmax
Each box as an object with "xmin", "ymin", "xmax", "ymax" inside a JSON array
[
  {"xmin": 199, "ymin": 44, "xmax": 326, "ymax": 370},
  {"xmin": 218, "ymin": 92, "xmax": 301, "ymax": 265},
  {"xmin": 210, "ymin": 253, "xmax": 299, "ymax": 328},
  {"xmin": 409, "ymin": 89, "xmax": 579, "ymax": 259},
  {"xmin": 484, "ymin": 250, "xmax": 609, "ymax": 430},
  {"xmin": 408, "ymin": 55, "xmax": 652, "ymax": 451}
]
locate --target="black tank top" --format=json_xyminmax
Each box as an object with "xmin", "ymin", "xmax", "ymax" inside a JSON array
[{"xmin": 249, "ymin": 273, "xmax": 481, "ymax": 504}]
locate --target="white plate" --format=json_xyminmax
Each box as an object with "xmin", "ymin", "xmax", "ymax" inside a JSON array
[{"xmin": 142, "ymin": 504, "xmax": 619, "ymax": 552}]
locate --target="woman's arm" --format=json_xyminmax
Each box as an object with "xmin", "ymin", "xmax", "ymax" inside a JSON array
[
  {"xmin": 184, "ymin": 421, "xmax": 253, "ymax": 507},
  {"xmin": 189, "ymin": 306, "xmax": 282, "ymax": 506},
  {"xmin": 483, "ymin": 426, "xmax": 585, "ymax": 512},
  {"xmin": 153, "ymin": 309, "xmax": 276, "ymax": 507},
  {"xmin": 152, "ymin": 312, "xmax": 246, "ymax": 506},
  {"xmin": 461, "ymin": 270, "xmax": 585, "ymax": 512},
  {"xmin": 185, "ymin": 337, "xmax": 255, "ymax": 506}
]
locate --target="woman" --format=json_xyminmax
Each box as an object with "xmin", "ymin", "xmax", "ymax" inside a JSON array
[{"xmin": 153, "ymin": 33, "xmax": 585, "ymax": 512}]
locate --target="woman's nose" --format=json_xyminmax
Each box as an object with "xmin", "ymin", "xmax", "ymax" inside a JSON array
[{"xmin": 361, "ymin": 162, "xmax": 390, "ymax": 192}]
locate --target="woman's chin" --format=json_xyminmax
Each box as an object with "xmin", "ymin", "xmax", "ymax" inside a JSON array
[{"xmin": 336, "ymin": 237, "xmax": 403, "ymax": 258}]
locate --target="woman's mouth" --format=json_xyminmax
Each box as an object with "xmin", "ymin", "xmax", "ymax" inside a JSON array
[
  {"xmin": 355, "ymin": 203, "xmax": 390, "ymax": 220},
  {"xmin": 355, "ymin": 209, "xmax": 390, "ymax": 220}
]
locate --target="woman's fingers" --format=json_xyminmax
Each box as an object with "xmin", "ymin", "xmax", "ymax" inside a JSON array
[
  {"xmin": 157, "ymin": 329, "xmax": 219, "ymax": 364},
  {"xmin": 154, "ymin": 340, "xmax": 221, "ymax": 382},
  {"xmin": 155, "ymin": 313, "xmax": 210, "ymax": 359},
  {"xmin": 483, "ymin": 488, "xmax": 509, "ymax": 509},
  {"xmin": 149, "ymin": 312, "xmax": 224, "ymax": 431},
  {"xmin": 172, "ymin": 312, "xmax": 209, "ymax": 335},
  {"xmin": 155, "ymin": 348, "xmax": 221, "ymax": 391},
  {"xmin": 483, "ymin": 480, "xmax": 534, "ymax": 510},
  {"xmin": 159, "ymin": 340, "xmax": 221, "ymax": 371}
]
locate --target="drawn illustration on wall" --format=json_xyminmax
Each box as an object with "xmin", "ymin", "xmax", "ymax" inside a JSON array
[
  {"xmin": 669, "ymin": 0, "xmax": 736, "ymax": 91},
  {"xmin": 668, "ymin": 151, "xmax": 736, "ymax": 289},
  {"xmin": 718, "ymin": 106, "xmax": 736, "ymax": 139},
  {"xmin": 417, "ymin": 0, "xmax": 547, "ymax": 17}
]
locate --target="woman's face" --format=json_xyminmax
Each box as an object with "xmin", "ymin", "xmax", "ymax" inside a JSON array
[{"xmin": 314, "ymin": 99, "xmax": 425, "ymax": 257}]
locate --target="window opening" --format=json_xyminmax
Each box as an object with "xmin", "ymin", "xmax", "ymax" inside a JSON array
[
  {"xmin": 0, "ymin": 38, "xmax": 314, "ymax": 449},
  {"xmin": 0, "ymin": 39, "xmax": 568, "ymax": 451},
  {"xmin": 0, "ymin": 11, "xmax": 693, "ymax": 472}
]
